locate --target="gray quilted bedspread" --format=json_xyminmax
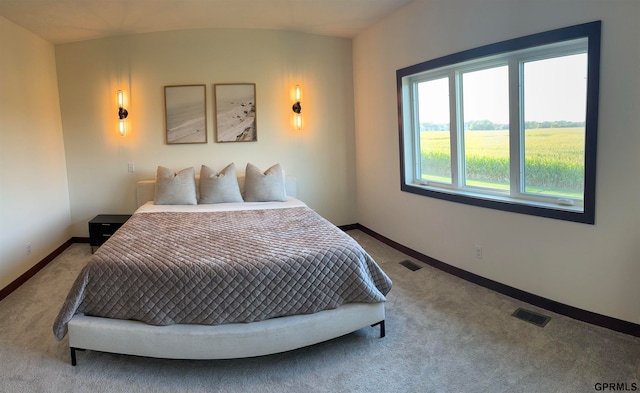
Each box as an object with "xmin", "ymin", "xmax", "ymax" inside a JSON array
[{"xmin": 53, "ymin": 206, "xmax": 392, "ymax": 340}]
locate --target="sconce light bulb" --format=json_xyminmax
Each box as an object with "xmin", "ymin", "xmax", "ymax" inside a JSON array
[
  {"xmin": 117, "ymin": 90, "xmax": 128, "ymax": 119},
  {"xmin": 295, "ymin": 85, "xmax": 301, "ymax": 101},
  {"xmin": 119, "ymin": 119, "xmax": 126, "ymax": 136},
  {"xmin": 295, "ymin": 114, "xmax": 302, "ymax": 130}
]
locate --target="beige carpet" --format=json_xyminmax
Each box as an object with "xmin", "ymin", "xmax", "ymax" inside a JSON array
[{"xmin": 1, "ymin": 230, "xmax": 638, "ymax": 392}]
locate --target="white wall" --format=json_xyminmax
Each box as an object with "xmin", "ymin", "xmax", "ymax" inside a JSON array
[
  {"xmin": 56, "ymin": 29, "xmax": 356, "ymax": 236},
  {"xmin": 0, "ymin": 16, "xmax": 71, "ymax": 290},
  {"xmin": 353, "ymin": 0, "xmax": 640, "ymax": 324}
]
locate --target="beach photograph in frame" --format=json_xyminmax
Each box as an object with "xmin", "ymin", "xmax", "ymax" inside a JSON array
[
  {"xmin": 164, "ymin": 85, "xmax": 207, "ymax": 144},
  {"xmin": 214, "ymin": 83, "xmax": 257, "ymax": 142}
]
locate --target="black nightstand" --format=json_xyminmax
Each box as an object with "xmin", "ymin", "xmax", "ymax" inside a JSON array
[{"xmin": 88, "ymin": 214, "xmax": 131, "ymax": 253}]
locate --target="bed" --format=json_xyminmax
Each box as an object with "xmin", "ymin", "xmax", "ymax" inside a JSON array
[{"xmin": 53, "ymin": 164, "xmax": 392, "ymax": 365}]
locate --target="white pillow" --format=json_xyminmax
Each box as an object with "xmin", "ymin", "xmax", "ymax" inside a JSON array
[
  {"xmin": 243, "ymin": 163, "xmax": 287, "ymax": 202},
  {"xmin": 154, "ymin": 166, "xmax": 197, "ymax": 205},
  {"xmin": 198, "ymin": 163, "xmax": 243, "ymax": 204}
]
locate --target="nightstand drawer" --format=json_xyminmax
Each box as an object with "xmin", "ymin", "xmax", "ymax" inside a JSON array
[{"xmin": 90, "ymin": 224, "xmax": 119, "ymax": 241}]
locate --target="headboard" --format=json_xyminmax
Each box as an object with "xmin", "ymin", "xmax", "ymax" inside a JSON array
[{"xmin": 136, "ymin": 175, "xmax": 298, "ymax": 208}]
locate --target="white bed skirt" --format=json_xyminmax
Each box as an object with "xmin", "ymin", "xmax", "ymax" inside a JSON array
[{"xmin": 68, "ymin": 302, "xmax": 385, "ymax": 364}]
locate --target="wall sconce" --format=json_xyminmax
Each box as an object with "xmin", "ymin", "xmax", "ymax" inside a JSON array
[
  {"xmin": 292, "ymin": 85, "xmax": 302, "ymax": 130},
  {"xmin": 117, "ymin": 90, "xmax": 128, "ymax": 136}
]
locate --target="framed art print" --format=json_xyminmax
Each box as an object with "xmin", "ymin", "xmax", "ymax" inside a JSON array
[
  {"xmin": 214, "ymin": 83, "xmax": 257, "ymax": 142},
  {"xmin": 164, "ymin": 84, "xmax": 207, "ymax": 144}
]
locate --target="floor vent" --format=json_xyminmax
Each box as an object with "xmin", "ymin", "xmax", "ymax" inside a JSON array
[
  {"xmin": 512, "ymin": 308, "xmax": 551, "ymax": 327},
  {"xmin": 399, "ymin": 260, "xmax": 422, "ymax": 271}
]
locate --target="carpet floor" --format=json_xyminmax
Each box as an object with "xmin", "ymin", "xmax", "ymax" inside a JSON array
[{"xmin": 0, "ymin": 230, "xmax": 638, "ymax": 392}]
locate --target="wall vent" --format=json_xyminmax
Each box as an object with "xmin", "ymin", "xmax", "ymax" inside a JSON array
[
  {"xmin": 399, "ymin": 260, "xmax": 422, "ymax": 271},
  {"xmin": 512, "ymin": 308, "xmax": 551, "ymax": 327}
]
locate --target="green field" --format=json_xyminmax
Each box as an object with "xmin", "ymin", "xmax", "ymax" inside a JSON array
[{"xmin": 420, "ymin": 128, "xmax": 585, "ymax": 197}]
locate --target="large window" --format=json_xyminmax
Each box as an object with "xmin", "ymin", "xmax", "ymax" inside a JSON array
[{"xmin": 397, "ymin": 21, "xmax": 601, "ymax": 224}]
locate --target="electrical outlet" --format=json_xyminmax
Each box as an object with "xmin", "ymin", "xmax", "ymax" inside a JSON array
[
  {"xmin": 127, "ymin": 162, "xmax": 135, "ymax": 172},
  {"xmin": 25, "ymin": 242, "xmax": 31, "ymax": 255},
  {"xmin": 475, "ymin": 245, "xmax": 482, "ymax": 259}
]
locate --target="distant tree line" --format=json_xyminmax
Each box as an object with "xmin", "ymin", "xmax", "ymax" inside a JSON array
[{"xmin": 420, "ymin": 120, "xmax": 585, "ymax": 131}]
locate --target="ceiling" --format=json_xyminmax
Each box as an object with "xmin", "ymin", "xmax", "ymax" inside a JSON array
[{"xmin": 0, "ymin": 0, "xmax": 414, "ymax": 45}]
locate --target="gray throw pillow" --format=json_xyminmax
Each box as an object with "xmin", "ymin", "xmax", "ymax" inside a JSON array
[
  {"xmin": 244, "ymin": 163, "xmax": 287, "ymax": 202},
  {"xmin": 198, "ymin": 163, "xmax": 243, "ymax": 204},
  {"xmin": 154, "ymin": 166, "xmax": 197, "ymax": 205}
]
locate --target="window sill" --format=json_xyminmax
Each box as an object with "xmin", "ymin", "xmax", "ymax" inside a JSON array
[{"xmin": 402, "ymin": 182, "xmax": 592, "ymax": 224}]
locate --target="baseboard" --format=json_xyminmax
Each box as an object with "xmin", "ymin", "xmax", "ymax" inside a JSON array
[
  {"xmin": 0, "ymin": 238, "xmax": 74, "ymax": 302},
  {"xmin": 4, "ymin": 230, "xmax": 638, "ymax": 337},
  {"xmin": 350, "ymin": 223, "xmax": 640, "ymax": 338}
]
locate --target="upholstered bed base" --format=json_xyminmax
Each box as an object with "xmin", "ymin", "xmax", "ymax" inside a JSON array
[{"xmin": 68, "ymin": 302, "xmax": 385, "ymax": 365}]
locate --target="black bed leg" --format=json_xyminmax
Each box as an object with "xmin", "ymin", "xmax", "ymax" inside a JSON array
[
  {"xmin": 70, "ymin": 347, "xmax": 77, "ymax": 366},
  {"xmin": 371, "ymin": 320, "xmax": 386, "ymax": 338},
  {"xmin": 70, "ymin": 347, "xmax": 85, "ymax": 366}
]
